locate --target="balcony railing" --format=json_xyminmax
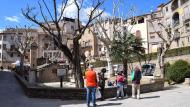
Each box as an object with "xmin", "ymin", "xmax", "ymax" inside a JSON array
[{"xmin": 81, "ymin": 45, "xmax": 92, "ymax": 49}]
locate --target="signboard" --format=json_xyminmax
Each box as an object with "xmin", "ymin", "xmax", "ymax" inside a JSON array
[{"xmin": 57, "ymin": 68, "xmax": 66, "ymax": 76}]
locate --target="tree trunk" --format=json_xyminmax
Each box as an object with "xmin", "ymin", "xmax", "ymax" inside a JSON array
[
  {"xmin": 73, "ymin": 40, "xmax": 84, "ymax": 88},
  {"xmin": 157, "ymin": 47, "xmax": 166, "ymax": 78},
  {"xmin": 159, "ymin": 53, "xmax": 165, "ymax": 78},
  {"xmin": 20, "ymin": 55, "xmax": 25, "ymax": 76},
  {"xmin": 123, "ymin": 59, "xmax": 128, "ymax": 79},
  {"xmin": 106, "ymin": 50, "xmax": 113, "ymax": 78}
]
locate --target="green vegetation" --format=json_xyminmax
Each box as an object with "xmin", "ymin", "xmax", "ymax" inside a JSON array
[
  {"xmin": 165, "ymin": 60, "xmax": 190, "ymax": 83},
  {"xmin": 91, "ymin": 60, "xmax": 107, "ymax": 68}
]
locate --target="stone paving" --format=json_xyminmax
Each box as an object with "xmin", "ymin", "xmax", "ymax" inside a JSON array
[{"xmin": 0, "ymin": 71, "xmax": 190, "ymax": 107}]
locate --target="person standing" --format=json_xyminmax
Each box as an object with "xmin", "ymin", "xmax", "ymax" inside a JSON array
[
  {"xmin": 98, "ymin": 68, "xmax": 107, "ymax": 100},
  {"xmin": 132, "ymin": 66, "xmax": 142, "ymax": 99},
  {"xmin": 85, "ymin": 65, "xmax": 97, "ymax": 107},
  {"xmin": 116, "ymin": 71, "xmax": 126, "ymax": 99}
]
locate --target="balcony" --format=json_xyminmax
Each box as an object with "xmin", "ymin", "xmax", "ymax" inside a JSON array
[
  {"xmin": 6, "ymin": 48, "xmax": 17, "ymax": 53},
  {"xmin": 81, "ymin": 44, "xmax": 92, "ymax": 50}
]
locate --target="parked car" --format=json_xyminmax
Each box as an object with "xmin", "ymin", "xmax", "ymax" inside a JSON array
[{"xmin": 141, "ymin": 63, "xmax": 156, "ymax": 76}]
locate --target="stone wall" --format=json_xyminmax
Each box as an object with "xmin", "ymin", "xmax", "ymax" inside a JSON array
[
  {"xmin": 37, "ymin": 63, "xmax": 59, "ymax": 83},
  {"xmin": 15, "ymin": 73, "xmax": 164, "ymax": 100},
  {"xmin": 132, "ymin": 54, "xmax": 190, "ymax": 76}
]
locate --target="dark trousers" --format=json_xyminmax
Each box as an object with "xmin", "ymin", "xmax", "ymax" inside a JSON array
[{"xmin": 99, "ymin": 86, "xmax": 105, "ymax": 100}]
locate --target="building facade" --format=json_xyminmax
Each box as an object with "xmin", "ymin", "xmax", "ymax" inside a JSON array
[
  {"xmin": 0, "ymin": 28, "xmax": 38, "ymax": 67},
  {"xmin": 37, "ymin": 17, "xmax": 77, "ymax": 63},
  {"xmin": 148, "ymin": 0, "xmax": 190, "ymax": 53}
]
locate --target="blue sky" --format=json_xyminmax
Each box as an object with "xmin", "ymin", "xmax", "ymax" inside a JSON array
[{"xmin": 0, "ymin": 0, "xmax": 169, "ymax": 29}]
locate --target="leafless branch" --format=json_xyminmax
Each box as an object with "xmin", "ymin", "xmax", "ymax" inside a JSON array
[
  {"xmin": 148, "ymin": 20, "xmax": 167, "ymax": 43},
  {"xmin": 42, "ymin": 0, "xmax": 54, "ymax": 22},
  {"xmin": 58, "ymin": 0, "xmax": 69, "ymax": 22}
]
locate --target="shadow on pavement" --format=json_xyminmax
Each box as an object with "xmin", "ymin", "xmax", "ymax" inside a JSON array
[
  {"xmin": 140, "ymin": 95, "xmax": 160, "ymax": 99},
  {"xmin": 97, "ymin": 103, "xmax": 122, "ymax": 106},
  {"xmin": 108, "ymin": 97, "xmax": 128, "ymax": 101}
]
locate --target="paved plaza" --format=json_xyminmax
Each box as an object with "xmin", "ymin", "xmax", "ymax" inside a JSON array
[{"xmin": 0, "ymin": 71, "xmax": 190, "ymax": 107}]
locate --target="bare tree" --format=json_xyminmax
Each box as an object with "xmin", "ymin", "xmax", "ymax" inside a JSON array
[
  {"xmin": 22, "ymin": 0, "xmax": 104, "ymax": 88},
  {"xmin": 14, "ymin": 26, "xmax": 36, "ymax": 76},
  {"xmin": 90, "ymin": 0, "xmax": 137, "ymax": 77},
  {"xmin": 148, "ymin": 17, "xmax": 179, "ymax": 78}
]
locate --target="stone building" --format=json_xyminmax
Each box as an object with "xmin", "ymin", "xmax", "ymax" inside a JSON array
[
  {"xmin": 147, "ymin": 0, "xmax": 190, "ymax": 52},
  {"xmin": 80, "ymin": 26, "xmax": 99, "ymax": 61},
  {"xmin": 125, "ymin": 15, "xmax": 150, "ymax": 53},
  {"xmin": 0, "ymin": 28, "xmax": 38, "ymax": 67},
  {"xmin": 37, "ymin": 17, "xmax": 77, "ymax": 63}
]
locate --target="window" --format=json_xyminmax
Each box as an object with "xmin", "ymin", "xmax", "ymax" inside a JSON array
[
  {"xmin": 25, "ymin": 56, "xmax": 29, "ymax": 59},
  {"xmin": 3, "ymin": 36, "xmax": 7, "ymax": 41},
  {"xmin": 104, "ymin": 47, "xmax": 106, "ymax": 51},
  {"xmin": 48, "ymin": 52, "xmax": 52, "ymax": 58},
  {"xmin": 165, "ymin": 7, "xmax": 168, "ymax": 12},
  {"xmin": 188, "ymin": 36, "xmax": 190, "ymax": 42},
  {"xmin": 150, "ymin": 36, "xmax": 155, "ymax": 39},
  {"xmin": 44, "ymin": 43, "xmax": 49, "ymax": 50},
  {"xmin": 0, "ymin": 53, "xmax": 1, "ymax": 59},
  {"xmin": 3, "ymin": 44, "xmax": 6, "ymax": 50},
  {"xmin": 185, "ymin": 22, "xmax": 190, "ymax": 32},
  {"xmin": 185, "ymin": 22, "xmax": 190, "ymax": 27},
  {"xmin": 10, "ymin": 45, "xmax": 15, "ymax": 51},
  {"xmin": 0, "ymin": 36, "xmax": 2, "ymax": 40},
  {"xmin": 11, "ymin": 35, "xmax": 14, "ymax": 40},
  {"xmin": 71, "ymin": 26, "xmax": 75, "ymax": 30},
  {"xmin": 10, "ymin": 53, "xmax": 13, "ymax": 57},
  {"xmin": 0, "ymin": 45, "xmax": 1, "ymax": 49},
  {"xmin": 19, "ymin": 33, "xmax": 23, "ymax": 35},
  {"xmin": 44, "ymin": 52, "xmax": 47, "ymax": 57},
  {"xmin": 17, "ymin": 36, "xmax": 21, "ymax": 41},
  {"xmin": 99, "ymin": 47, "xmax": 101, "ymax": 51},
  {"xmin": 138, "ymin": 17, "xmax": 144, "ymax": 24}
]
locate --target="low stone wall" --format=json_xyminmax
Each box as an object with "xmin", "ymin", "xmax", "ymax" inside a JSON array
[
  {"xmin": 184, "ymin": 78, "xmax": 190, "ymax": 86},
  {"xmin": 15, "ymin": 73, "xmax": 164, "ymax": 100}
]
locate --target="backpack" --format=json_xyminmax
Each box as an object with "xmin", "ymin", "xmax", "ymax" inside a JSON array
[{"xmin": 131, "ymin": 70, "xmax": 135, "ymax": 81}]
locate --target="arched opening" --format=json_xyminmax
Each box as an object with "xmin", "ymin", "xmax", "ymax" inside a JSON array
[
  {"xmin": 172, "ymin": 12, "xmax": 180, "ymax": 27},
  {"xmin": 171, "ymin": 0, "xmax": 179, "ymax": 11}
]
